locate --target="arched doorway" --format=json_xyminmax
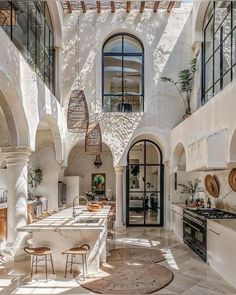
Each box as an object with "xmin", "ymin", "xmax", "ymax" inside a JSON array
[{"xmin": 126, "ymin": 139, "xmax": 164, "ymax": 226}]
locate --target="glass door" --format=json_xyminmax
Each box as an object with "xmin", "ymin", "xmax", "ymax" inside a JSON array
[{"xmin": 126, "ymin": 140, "xmax": 164, "ymax": 226}]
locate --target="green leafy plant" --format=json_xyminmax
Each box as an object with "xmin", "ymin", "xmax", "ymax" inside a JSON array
[
  {"xmin": 178, "ymin": 178, "xmax": 204, "ymax": 203},
  {"xmin": 161, "ymin": 58, "xmax": 197, "ymax": 117},
  {"xmin": 28, "ymin": 168, "xmax": 42, "ymax": 188},
  {"xmin": 130, "ymin": 165, "xmax": 139, "ymax": 176}
]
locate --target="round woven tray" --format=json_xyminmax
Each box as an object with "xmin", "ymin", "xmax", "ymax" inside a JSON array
[{"xmin": 204, "ymin": 175, "xmax": 220, "ymax": 198}]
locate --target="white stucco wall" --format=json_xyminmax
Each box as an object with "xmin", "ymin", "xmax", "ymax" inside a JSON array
[{"xmin": 62, "ymin": 6, "xmax": 193, "ymax": 167}]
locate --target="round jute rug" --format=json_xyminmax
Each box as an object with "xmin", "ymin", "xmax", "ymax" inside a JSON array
[
  {"xmin": 81, "ymin": 248, "xmax": 173, "ymax": 294},
  {"xmin": 107, "ymin": 247, "xmax": 166, "ymax": 264}
]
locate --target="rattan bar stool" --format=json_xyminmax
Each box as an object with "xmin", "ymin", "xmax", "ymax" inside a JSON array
[
  {"xmin": 24, "ymin": 246, "xmax": 55, "ymax": 281},
  {"xmin": 62, "ymin": 244, "xmax": 90, "ymax": 280}
]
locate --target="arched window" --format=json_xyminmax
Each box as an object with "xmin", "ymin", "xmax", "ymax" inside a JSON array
[{"xmin": 102, "ymin": 33, "xmax": 144, "ymax": 112}]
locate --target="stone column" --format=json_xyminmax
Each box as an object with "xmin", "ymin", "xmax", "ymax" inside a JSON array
[
  {"xmin": 114, "ymin": 166, "xmax": 125, "ymax": 227},
  {"xmin": 3, "ymin": 147, "xmax": 30, "ymax": 246}
]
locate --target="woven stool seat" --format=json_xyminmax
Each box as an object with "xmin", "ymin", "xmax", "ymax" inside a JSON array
[
  {"xmin": 62, "ymin": 244, "xmax": 90, "ymax": 279},
  {"xmin": 24, "ymin": 246, "xmax": 54, "ymax": 281},
  {"xmin": 62, "ymin": 244, "xmax": 90, "ymax": 255},
  {"xmin": 24, "ymin": 246, "xmax": 52, "ymax": 256}
]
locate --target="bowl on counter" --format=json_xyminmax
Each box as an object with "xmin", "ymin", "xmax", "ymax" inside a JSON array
[{"xmin": 86, "ymin": 202, "xmax": 103, "ymax": 212}]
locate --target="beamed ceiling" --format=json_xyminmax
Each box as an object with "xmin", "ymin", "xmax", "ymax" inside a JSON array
[{"xmin": 61, "ymin": 1, "xmax": 181, "ymax": 13}]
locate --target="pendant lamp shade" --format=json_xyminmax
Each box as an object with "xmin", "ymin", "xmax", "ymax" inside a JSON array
[
  {"xmin": 85, "ymin": 123, "xmax": 102, "ymax": 155},
  {"xmin": 67, "ymin": 90, "xmax": 89, "ymax": 132}
]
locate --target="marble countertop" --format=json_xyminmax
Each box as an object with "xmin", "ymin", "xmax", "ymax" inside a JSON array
[
  {"xmin": 18, "ymin": 206, "xmax": 111, "ymax": 232},
  {"xmin": 0, "ymin": 202, "xmax": 7, "ymax": 209}
]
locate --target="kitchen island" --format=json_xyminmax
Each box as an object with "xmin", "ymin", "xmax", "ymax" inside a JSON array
[{"xmin": 18, "ymin": 206, "xmax": 110, "ymax": 275}]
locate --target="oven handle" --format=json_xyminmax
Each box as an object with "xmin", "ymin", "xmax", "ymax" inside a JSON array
[{"xmin": 183, "ymin": 220, "xmax": 200, "ymax": 232}]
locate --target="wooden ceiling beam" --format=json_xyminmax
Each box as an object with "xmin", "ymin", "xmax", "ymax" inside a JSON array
[
  {"xmin": 81, "ymin": 1, "xmax": 87, "ymax": 13},
  {"xmin": 66, "ymin": 1, "xmax": 73, "ymax": 13},
  {"xmin": 111, "ymin": 1, "xmax": 115, "ymax": 13},
  {"xmin": 153, "ymin": 1, "xmax": 160, "ymax": 13},
  {"xmin": 140, "ymin": 1, "xmax": 145, "ymax": 13},
  {"xmin": 167, "ymin": 1, "xmax": 175, "ymax": 13},
  {"xmin": 96, "ymin": 1, "xmax": 101, "ymax": 13},
  {"xmin": 127, "ymin": 1, "xmax": 131, "ymax": 13}
]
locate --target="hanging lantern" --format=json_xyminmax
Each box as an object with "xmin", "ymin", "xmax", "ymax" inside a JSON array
[
  {"xmin": 67, "ymin": 90, "xmax": 89, "ymax": 132},
  {"xmin": 94, "ymin": 154, "xmax": 102, "ymax": 168},
  {"xmin": 85, "ymin": 123, "xmax": 102, "ymax": 155}
]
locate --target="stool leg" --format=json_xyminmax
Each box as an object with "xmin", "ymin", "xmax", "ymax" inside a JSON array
[
  {"xmin": 50, "ymin": 254, "xmax": 55, "ymax": 274},
  {"xmin": 85, "ymin": 254, "xmax": 88, "ymax": 274},
  {"xmin": 64, "ymin": 254, "xmax": 68, "ymax": 278},
  {"xmin": 35, "ymin": 256, "xmax": 38, "ymax": 274},
  {"xmin": 31, "ymin": 256, "xmax": 34, "ymax": 277},
  {"xmin": 82, "ymin": 254, "xmax": 85, "ymax": 280},
  {"xmin": 70, "ymin": 254, "xmax": 73, "ymax": 273},
  {"xmin": 45, "ymin": 255, "xmax": 48, "ymax": 282}
]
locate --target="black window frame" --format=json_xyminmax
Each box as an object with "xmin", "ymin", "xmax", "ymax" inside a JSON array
[
  {"xmin": 102, "ymin": 33, "xmax": 144, "ymax": 112},
  {"xmin": 0, "ymin": 1, "xmax": 55, "ymax": 95},
  {"xmin": 202, "ymin": 1, "xmax": 236, "ymax": 104}
]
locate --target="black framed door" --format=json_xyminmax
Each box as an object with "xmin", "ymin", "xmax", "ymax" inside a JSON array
[{"xmin": 126, "ymin": 140, "xmax": 164, "ymax": 226}]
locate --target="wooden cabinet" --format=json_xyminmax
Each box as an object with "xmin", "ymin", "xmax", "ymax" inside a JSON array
[
  {"xmin": 207, "ymin": 220, "xmax": 236, "ymax": 288},
  {"xmin": 171, "ymin": 204, "xmax": 183, "ymax": 241},
  {"xmin": 0, "ymin": 208, "xmax": 7, "ymax": 241}
]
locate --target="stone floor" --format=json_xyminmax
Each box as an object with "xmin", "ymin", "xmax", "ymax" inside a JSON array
[{"xmin": 0, "ymin": 227, "xmax": 236, "ymax": 294}]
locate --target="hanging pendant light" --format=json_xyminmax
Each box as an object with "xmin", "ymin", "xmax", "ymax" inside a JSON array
[
  {"xmin": 67, "ymin": 90, "xmax": 89, "ymax": 133},
  {"xmin": 85, "ymin": 123, "xmax": 102, "ymax": 154},
  {"xmin": 94, "ymin": 154, "xmax": 102, "ymax": 168}
]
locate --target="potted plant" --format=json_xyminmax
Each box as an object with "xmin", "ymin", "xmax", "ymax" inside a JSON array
[
  {"xmin": 178, "ymin": 178, "xmax": 204, "ymax": 203},
  {"xmin": 161, "ymin": 58, "xmax": 197, "ymax": 118}
]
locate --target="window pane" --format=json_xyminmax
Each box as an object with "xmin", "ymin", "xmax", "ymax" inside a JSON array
[
  {"xmin": 103, "ymin": 96, "xmax": 122, "ymax": 112},
  {"xmin": 214, "ymin": 80, "xmax": 221, "ymax": 96},
  {"xmin": 12, "ymin": 3, "xmax": 28, "ymax": 59},
  {"xmin": 28, "ymin": 2, "xmax": 37, "ymax": 68},
  {"xmin": 146, "ymin": 142, "xmax": 160, "ymax": 165},
  {"xmin": 123, "ymin": 56, "xmax": 142, "ymax": 95},
  {"xmin": 104, "ymin": 56, "xmax": 122, "ymax": 95},
  {"xmin": 146, "ymin": 166, "xmax": 161, "ymax": 191},
  {"xmin": 103, "ymin": 35, "xmax": 122, "ymax": 53},
  {"xmin": 233, "ymin": 29, "xmax": 236, "ymax": 66},
  {"xmin": 222, "ymin": 11, "xmax": 231, "ymax": 40},
  {"xmin": 215, "ymin": 1, "xmax": 231, "ymax": 32},
  {"xmin": 36, "ymin": 5, "xmax": 44, "ymax": 79},
  {"xmin": 223, "ymin": 70, "xmax": 231, "ymax": 88},
  {"xmin": 214, "ymin": 47, "xmax": 221, "ymax": 82},
  {"xmin": 233, "ymin": 2, "xmax": 236, "ymax": 29},
  {"xmin": 204, "ymin": 17, "xmax": 213, "ymax": 61},
  {"xmin": 123, "ymin": 96, "xmax": 143, "ymax": 112},
  {"xmin": 223, "ymin": 35, "xmax": 231, "ymax": 74},
  {"xmin": 0, "ymin": 2, "xmax": 12, "ymax": 37},
  {"xmin": 214, "ymin": 28, "xmax": 221, "ymax": 50},
  {"xmin": 233, "ymin": 65, "xmax": 236, "ymax": 79},
  {"xmin": 205, "ymin": 87, "xmax": 213, "ymax": 102},
  {"xmin": 124, "ymin": 35, "xmax": 142, "ymax": 53},
  {"xmin": 205, "ymin": 57, "xmax": 213, "ymax": 91}
]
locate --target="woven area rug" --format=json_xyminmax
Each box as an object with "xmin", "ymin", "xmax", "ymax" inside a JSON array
[{"xmin": 81, "ymin": 248, "xmax": 173, "ymax": 294}]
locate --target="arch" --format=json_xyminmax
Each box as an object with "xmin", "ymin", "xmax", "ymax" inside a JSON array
[
  {"xmin": 34, "ymin": 114, "xmax": 63, "ymax": 164},
  {"xmin": 228, "ymin": 129, "xmax": 236, "ymax": 164},
  {"xmin": 0, "ymin": 71, "xmax": 30, "ymax": 146},
  {"xmin": 102, "ymin": 32, "xmax": 144, "ymax": 112},
  {"xmin": 172, "ymin": 142, "xmax": 187, "ymax": 171},
  {"xmin": 47, "ymin": 1, "xmax": 63, "ymax": 47},
  {"xmin": 119, "ymin": 130, "xmax": 167, "ymax": 167},
  {"xmin": 192, "ymin": 1, "xmax": 210, "ymax": 43},
  {"xmin": 126, "ymin": 138, "xmax": 164, "ymax": 226}
]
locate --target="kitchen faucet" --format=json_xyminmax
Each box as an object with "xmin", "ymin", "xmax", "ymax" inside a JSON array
[{"xmin": 72, "ymin": 196, "xmax": 89, "ymax": 219}]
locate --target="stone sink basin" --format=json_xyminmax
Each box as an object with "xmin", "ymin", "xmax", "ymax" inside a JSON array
[{"xmin": 74, "ymin": 218, "xmax": 101, "ymax": 224}]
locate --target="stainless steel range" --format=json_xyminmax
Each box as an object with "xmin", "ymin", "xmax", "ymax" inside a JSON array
[{"xmin": 183, "ymin": 208, "xmax": 236, "ymax": 261}]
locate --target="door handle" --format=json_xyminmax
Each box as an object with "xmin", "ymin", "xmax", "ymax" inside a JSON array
[{"xmin": 183, "ymin": 220, "xmax": 200, "ymax": 232}]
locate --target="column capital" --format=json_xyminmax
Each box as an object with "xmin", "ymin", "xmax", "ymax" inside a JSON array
[
  {"xmin": 114, "ymin": 165, "xmax": 125, "ymax": 173},
  {"xmin": 2, "ymin": 146, "xmax": 31, "ymax": 166}
]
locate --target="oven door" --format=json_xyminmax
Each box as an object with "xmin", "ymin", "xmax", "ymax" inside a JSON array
[{"xmin": 183, "ymin": 218, "xmax": 206, "ymax": 251}]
